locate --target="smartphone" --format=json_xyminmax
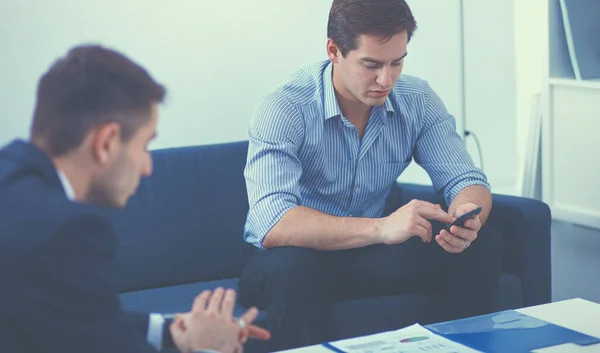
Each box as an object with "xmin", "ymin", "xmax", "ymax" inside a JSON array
[{"xmin": 446, "ymin": 206, "xmax": 483, "ymax": 232}]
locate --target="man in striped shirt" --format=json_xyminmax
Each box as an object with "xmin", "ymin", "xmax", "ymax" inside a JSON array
[{"xmin": 239, "ymin": 0, "xmax": 503, "ymax": 351}]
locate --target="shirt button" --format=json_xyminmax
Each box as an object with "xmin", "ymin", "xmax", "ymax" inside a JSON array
[{"xmin": 355, "ymin": 187, "xmax": 360, "ymax": 193}]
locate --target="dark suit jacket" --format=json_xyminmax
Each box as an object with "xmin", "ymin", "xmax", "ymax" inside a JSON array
[{"xmin": 0, "ymin": 140, "xmax": 160, "ymax": 353}]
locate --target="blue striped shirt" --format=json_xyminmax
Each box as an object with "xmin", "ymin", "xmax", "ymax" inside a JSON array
[{"xmin": 243, "ymin": 60, "xmax": 489, "ymax": 248}]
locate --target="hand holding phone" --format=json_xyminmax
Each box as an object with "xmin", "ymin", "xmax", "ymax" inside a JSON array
[{"xmin": 445, "ymin": 206, "xmax": 483, "ymax": 233}]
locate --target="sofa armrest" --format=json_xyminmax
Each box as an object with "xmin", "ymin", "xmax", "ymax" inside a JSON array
[
  {"xmin": 487, "ymin": 193, "xmax": 552, "ymax": 306},
  {"xmin": 390, "ymin": 182, "xmax": 552, "ymax": 307}
]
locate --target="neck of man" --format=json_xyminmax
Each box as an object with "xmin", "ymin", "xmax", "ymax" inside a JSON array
[
  {"xmin": 32, "ymin": 138, "xmax": 92, "ymax": 202},
  {"xmin": 332, "ymin": 67, "xmax": 372, "ymax": 126},
  {"xmin": 53, "ymin": 157, "xmax": 92, "ymax": 202}
]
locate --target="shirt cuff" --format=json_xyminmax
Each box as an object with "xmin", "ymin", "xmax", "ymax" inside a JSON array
[
  {"xmin": 147, "ymin": 313, "xmax": 165, "ymax": 350},
  {"xmin": 444, "ymin": 179, "xmax": 490, "ymax": 206}
]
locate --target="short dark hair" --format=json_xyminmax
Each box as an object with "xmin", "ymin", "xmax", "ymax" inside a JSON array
[
  {"xmin": 30, "ymin": 44, "xmax": 166, "ymax": 156},
  {"xmin": 327, "ymin": 0, "xmax": 417, "ymax": 57}
]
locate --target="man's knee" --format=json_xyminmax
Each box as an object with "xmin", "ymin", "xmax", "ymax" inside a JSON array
[
  {"xmin": 239, "ymin": 247, "xmax": 333, "ymax": 306},
  {"xmin": 249, "ymin": 247, "xmax": 330, "ymax": 280}
]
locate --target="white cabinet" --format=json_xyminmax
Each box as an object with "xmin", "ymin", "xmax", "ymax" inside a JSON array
[{"xmin": 541, "ymin": 0, "xmax": 600, "ymax": 229}]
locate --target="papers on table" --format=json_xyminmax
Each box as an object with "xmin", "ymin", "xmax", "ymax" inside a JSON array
[{"xmin": 324, "ymin": 323, "xmax": 481, "ymax": 353}]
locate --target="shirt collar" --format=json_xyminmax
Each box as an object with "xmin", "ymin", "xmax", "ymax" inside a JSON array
[
  {"xmin": 322, "ymin": 62, "xmax": 343, "ymax": 120},
  {"xmin": 322, "ymin": 61, "xmax": 395, "ymax": 120},
  {"xmin": 57, "ymin": 169, "xmax": 76, "ymax": 201},
  {"xmin": 383, "ymin": 92, "xmax": 395, "ymax": 115}
]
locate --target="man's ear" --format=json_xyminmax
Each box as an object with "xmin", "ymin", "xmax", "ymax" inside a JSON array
[
  {"xmin": 92, "ymin": 122, "xmax": 121, "ymax": 165},
  {"xmin": 326, "ymin": 39, "xmax": 341, "ymax": 63}
]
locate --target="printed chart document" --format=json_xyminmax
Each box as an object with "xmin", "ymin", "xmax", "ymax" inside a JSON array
[{"xmin": 324, "ymin": 323, "xmax": 481, "ymax": 353}]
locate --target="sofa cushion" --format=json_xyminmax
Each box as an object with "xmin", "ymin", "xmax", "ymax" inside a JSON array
[
  {"xmin": 330, "ymin": 273, "xmax": 523, "ymax": 339},
  {"xmin": 118, "ymin": 278, "xmax": 430, "ymax": 351},
  {"xmin": 109, "ymin": 141, "xmax": 254, "ymax": 292},
  {"xmin": 119, "ymin": 273, "xmax": 522, "ymax": 337},
  {"xmin": 118, "ymin": 278, "xmax": 429, "ymax": 331},
  {"xmin": 118, "ymin": 277, "xmax": 262, "ymax": 319}
]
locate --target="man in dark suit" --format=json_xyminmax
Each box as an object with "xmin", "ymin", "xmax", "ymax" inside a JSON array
[{"xmin": 0, "ymin": 45, "xmax": 269, "ymax": 353}]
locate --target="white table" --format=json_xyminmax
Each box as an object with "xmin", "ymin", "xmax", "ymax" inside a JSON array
[{"xmin": 275, "ymin": 298, "xmax": 600, "ymax": 353}]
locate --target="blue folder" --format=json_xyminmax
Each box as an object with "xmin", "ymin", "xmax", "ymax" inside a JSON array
[{"xmin": 426, "ymin": 310, "xmax": 600, "ymax": 353}]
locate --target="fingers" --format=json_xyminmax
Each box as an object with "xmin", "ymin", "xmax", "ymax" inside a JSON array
[
  {"xmin": 191, "ymin": 290, "xmax": 212, "ymax": 312},
  {"xmin": 169, "ymin": 318, "xmax": 186, "ymax": 348},
  {"xmin": 237, "ymin": 307, "xmax": 257, "ymax": 342},
  {"xmin": 448, "ymin": 214, "xmax": 480, "ymax": 242},
  {"xmin": 174, "ymin": 313, "xmax": 190, "ymax": 331},
  {"xmin": 239, "ymin": 307, "xmax": 259, "ymax": 326},
  {"xmin": 207, "ymin": 287, "xmax": 226, "ymax": 313},
  {"xmin": 192, "ymin": 288, "xmax": 239, "ymax": 315},
  {"xmin": 440, "ymin": 229, "xmax": 465, "ymax": 249},
  {"xmin": 413, "ymin": 217, "xmax": 433, "ymax": 242},
  {"xmin": 450, "ymin": 216, "xmax": 481, "ymax": 233},
  {"xmin": 181, "ymin": 288, "xmax": 252, "ymax": 353},
  {"xmin": 449, "ymin": 224, "xmax": 477, "ymax": 242},
  {"xmin": 419, "ymin": 207, "xmax": 453, "ymax": 224},
  {"xmin": 414, "ymin": 200, "xmax": 442, "ymax": 209},
  {"xmin": 175, "ymin": 313, "xmax": 190, "ymax": 321},
  {"xmin": 221, "ymin": 289, "xmax": 237, "ymax": 317},
  {"xmin": 435, "ymin": 232, "xmax": 463, "ymax": 253},
  {"xmin": 239, "ymin": 308, "xmax": 271, "ymax": 341},
  {"xmin": 455, "ymin": 203, "xmax": 481, "ymax": 216},
  {"xmin": 409, "ymin": 223, "xmax": 431, "ymax": 243},
  {"xmin": 463, "ymin": 217, "xmax": 482, "ymax": 232},
  {"xmin": 247, "ymin": 325, "xmax": 271, "ymax": 340}
]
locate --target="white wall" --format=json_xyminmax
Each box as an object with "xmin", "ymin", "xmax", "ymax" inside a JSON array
[
  {"xmin": 462, "ymin": 0, "xmax": 518, "ymax": 195},
  {"xmin": 0, "ymin": 0, "xmax": 526, "ymax": 197},
  {"xmin": 513, "ymin": 0, "xmax": 547, "ymax": 196},
  {"xmin": 0, "ymin": 0, "xmax": 332, "ymax": 149},
  {"xmin": 400, "ymin": 0, "xmax": 521, "ymax": 195},
  {"xmin": 0, "ymin": 0, "xmax": 470, "ymax": 150},
  {"xmin": 398, "ymin": 0, "xmax": 466, "ymax": 186}
]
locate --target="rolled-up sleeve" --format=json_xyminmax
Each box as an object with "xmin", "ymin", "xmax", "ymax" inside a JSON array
[
  {"xmin": 414, "ymin": 82, "xmax": 490, "ymax": 206},
  {"xmin": 243, "ymin": 93, "xmax": 305, "ymax": 248}
]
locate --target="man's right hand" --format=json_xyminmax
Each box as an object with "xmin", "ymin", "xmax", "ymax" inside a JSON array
[
  {"xmin": 378, "ymin": 200, "xmax": 453, "ymax": 244},
  {"xmin": 170, "ymin": 288, "xmax": 268, "ymax": 353}
]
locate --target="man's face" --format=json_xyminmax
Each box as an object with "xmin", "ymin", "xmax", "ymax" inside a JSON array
[
  {"xmin": 89, "ymin": 104, "xmax": 158, "ymax": 208},
  {"xmin": 330, "ymin": 32, "xmax": 408, "ymax": 107}
]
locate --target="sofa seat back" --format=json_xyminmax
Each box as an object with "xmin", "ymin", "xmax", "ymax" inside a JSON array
[{"xmin": 110, "ymin": 141, "xmax": 253, "ymax": 292}]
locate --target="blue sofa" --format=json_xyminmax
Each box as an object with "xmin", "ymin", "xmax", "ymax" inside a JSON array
[{"xmin": 113, "ymin": 141, "xmax": 552, "ymax": 352}]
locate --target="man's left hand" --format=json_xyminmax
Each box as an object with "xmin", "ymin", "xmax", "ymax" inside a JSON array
[
  {"xmin": 435, "ymin": 202, "xmax": 482, "ymax": 253},
  {"xmin": 173, "ymin": 306, "xmax": 271, "ymax": 344}
]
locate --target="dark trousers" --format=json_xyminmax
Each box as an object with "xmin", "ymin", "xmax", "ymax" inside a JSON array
[{"xmin": 239, "ymin": 223, "xmax": 503, "ymax": 352}]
